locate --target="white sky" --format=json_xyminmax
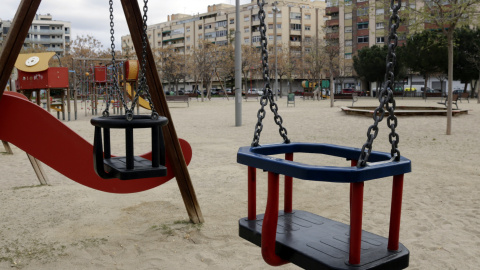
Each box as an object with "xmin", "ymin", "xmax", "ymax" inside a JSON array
[{"xmin": 1, "ymin": 0, "xmax": 252, "ymax": 50}]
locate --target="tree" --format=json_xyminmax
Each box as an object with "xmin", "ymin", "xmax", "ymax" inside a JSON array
[
  {"xmin": 353, "ymin": 45, "xmax": 388, "ymax": 94},
  {"xmin": 402, "ymin": 30, "xmax": 448, "ymax": 98},
  {"xmin": 407, "ymin": 0, "xmax": 480, "ymax": 135},
  {"xmin": 453, "ymin": 27, "xmax": 480, "ymax": 98},
  {"xmin": 191, "ymin": 40, "xmax": 217, "ymax": 101},
  {"xmin": 155, "ymin": 45, "xmax": 186, "ymax": 94},
  {"xmin": 68, "ymin": 35, "xmax": 108, "ymax": 59}
]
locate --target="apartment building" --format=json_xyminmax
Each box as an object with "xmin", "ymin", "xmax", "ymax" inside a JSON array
[
  {"xmin": 121, "ymin": 0, "xmax": 326, "ymax": 90},
  {"xmin": 0, "ymin": 14, "xmax": 71, "ymax": 56}
]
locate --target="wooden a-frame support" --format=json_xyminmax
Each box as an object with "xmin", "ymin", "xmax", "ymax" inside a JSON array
[{"xmin": 0, "ymin": 0, "xmax": 204, "ymax": 223}]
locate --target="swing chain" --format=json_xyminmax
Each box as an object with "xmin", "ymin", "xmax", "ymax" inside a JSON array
[
  {"xmin": 357, "ymin": 0, "xmax": 401, "ymax": 167},
  {"xmin": 129, "ymin": 0, "xmax": 158, "ymax": 120},
  {"xmin": 251, "ymin": 0, "xmax": 290, "ymax": 147},
  {"xmin": 106, "ymin": 0, "xmax": 135, "ymax": 118}
]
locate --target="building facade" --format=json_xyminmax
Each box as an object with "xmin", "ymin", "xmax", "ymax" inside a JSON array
[
  {"xmin": 0, "ymin": 14, "xmax": 71, "ymax": 56},
  {"xmin": 122, "ymin": 0, "xmax": 326, "ymax": 91}
]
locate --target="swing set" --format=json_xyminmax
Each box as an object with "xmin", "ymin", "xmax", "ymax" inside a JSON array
[{"xmin": 0, "ymin": 0, "xmax": 203, "ymax": 223}]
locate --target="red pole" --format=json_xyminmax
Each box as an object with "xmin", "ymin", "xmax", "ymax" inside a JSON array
[
  {"xmin": 349, "ymin": 181, "xmax": 364, "ymax": 265},
  {"xmin": 248, "ymin": 166, "xmax": 256, "ymax": 220},
  {"xmin": 261, "ymin": 172, "xmax": 289, "ymax": 266},
  {"xmin": 388, "ymin": 174, "xmax": 404, "ymax": 251},
  {"xmin": 350, "ymin": 160, "xmax": 357, "ymax": 215},
  {"xmin": 284, "ymin": 153, "xmax": 294, "ymax": 213}
]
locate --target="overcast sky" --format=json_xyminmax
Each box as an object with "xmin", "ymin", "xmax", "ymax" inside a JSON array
[{"xmin": 1, "ymin": 0, "xmax": 253, "ymax": 49}]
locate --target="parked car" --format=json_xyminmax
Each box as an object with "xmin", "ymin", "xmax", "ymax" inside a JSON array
[
  {"xmin": 177, "ymin": 90, "xmax": 185, "ymax": 95},
  {"xmin": 453, "ymin": 89, "xmax": 464, "ymax": 95},
  {"xmin": 341, "ymin": 88, "xmax": 355, "ymax": 94},
  {"xmin": 257, "ymin": 89, "xmax": 264, "ymax": 95},
  {"xmin": 210, "ymin": 89, "xmax": 219, "ymax": 95},
  {"xmin": 247, "ymin": 88, "xmax": 258, "ymax": 95},
  {"xmin": 225, "ymin": 88, "xmax": 232, "ymax": 94},
  {"xmin": 404, "ymin": 87, "xmax": 417, "ymax": 91}
]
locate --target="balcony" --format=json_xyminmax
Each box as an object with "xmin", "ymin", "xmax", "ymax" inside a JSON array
[
  {"xmin": 326, "ymin": 19, "xmax": 339, "ymax": 27},
  {"xmin": 326, "ymin": 32, "xmax": 339, "ymax": 40},
  {"xmin": 46, "ymin": 47, "xmax": 64, "ymax": 52},
  {"xmin": 325, "ymin": 6, "xmax": 339, "ymax": 15},
  {"xmin": 29, "ymin": 29, "xmax": 64, "ymax": 35}
]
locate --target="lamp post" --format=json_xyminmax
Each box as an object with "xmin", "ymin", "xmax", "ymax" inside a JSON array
[{"xmin": 273, "ymin": 1, "xmax": 279, "ymax": 100}]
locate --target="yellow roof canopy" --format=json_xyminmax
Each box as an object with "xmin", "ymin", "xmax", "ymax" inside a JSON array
[{"xmin": 15, "ymin": 52, "xmax": 56, "ymax": 73}]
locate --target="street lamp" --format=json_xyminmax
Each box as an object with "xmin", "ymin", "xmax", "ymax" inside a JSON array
[{"xmin": 273, "ymin": 1, "xmax": 279, "ymax": 100}]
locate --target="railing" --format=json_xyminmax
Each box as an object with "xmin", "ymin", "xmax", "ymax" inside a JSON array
[{"xmin": 29, "ymin": 29, "xmax": 64, "ymax": 35}]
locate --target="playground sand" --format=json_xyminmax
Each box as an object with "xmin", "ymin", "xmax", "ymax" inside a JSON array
[{"xmin": 0, "ymin": 96, "xmax": 479, "ymax": 269}]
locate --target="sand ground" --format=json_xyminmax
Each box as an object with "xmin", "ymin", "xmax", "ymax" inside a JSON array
[{"xmin": 0, "ymin": 95, "xmax": 479, "ymax": 269}]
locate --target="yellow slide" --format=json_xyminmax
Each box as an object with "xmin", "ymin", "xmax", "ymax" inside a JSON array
[{"xmin": 125, "ymin": 82, "xmax": 151, "ymax": 110}]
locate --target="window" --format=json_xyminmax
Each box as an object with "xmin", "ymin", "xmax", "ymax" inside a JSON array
[
  {"xmin": 216, "ymin": 21, "xmax": 227, "ymax": 28},
  {"xmin": 230, "ymin": 19, "xmax": 234, "ymax": 24},
  {"xmin": 199, "ymin": 34, "xmax": 203, "ymax": 39},
  {"xmin": 268, "ymin": 24, "xmax": 274, "ymax": 29},
  {"xmin": 199, "ymin": 25, "xmax": 202, "ymax": 29},
  {"xmin": 376, "ymin": 22, "xmax": 384, "ymax": 29},
  {"xmin": 205, "ymin": 24, "xmax": 212, "ymax": 29},
  {"xmin": 345, "ymin": 40, "xmax": 352, "ymax": 46},
  {"xmin": 376, "ymin": 37, "xmax": 385, "ymax": 43},
  {"xmin": 358, "ymin": 36, "xmax": 369, "ymax": 43},
  {"xmin": 376, "ymin": 9, "xmax": 384, "ymax": 15},
  {"xmin": 216, "ymin": 30, "xmax": 228, "ymax": 37},
  {"xmin": 290, "ymin": 12, "xmax": 301, "ymax": 19},
  {"xmin": 277, "ymin": 24, "xmax": 282, "ymax": 29},
  {"xmin": 252, "ymin": 15, "xmax": 259, "ymax": 21},
  {"xmin": 305, "ymin": 14, "xmax": 311, "ymax": 20},
  {"xmin": 345, "ymin": 26, "xmax": 352, "ymax": 33},
  {"xmin": 186, "ymin": 36, "xmax": 190, "ymax": 42},
  {"xmin": 357, "ymin": 7, "xmax": 368, "ymax": 16},
  {"xmin": 357, "ymin": 0, "xmax": 367, "ymax": 2},
  {"xmin": 244, "ymin": 28, "xmax": 250, "ymax": 33},
  {"xmin": 276, "ymin": 35, "xmax": 282, "ymax": 41},
  {"xmin": 345, "ymin": 0, "xmax": 352, "ymax": 6},
  {"xmin": 186, "ymin": 27, "xmax": 190, "ymax": 32},
  {"xmin": 305, "ymin": 37, "xmax": 312, "ymax": 42},
  {"xmin": 305, "ymin": 48, "xmax": 311, "ymax": 52},
  {"xmin": 40, "ymin": 26, "xmax": 49, "ymax": 30},
  {"xmin": 269, "ymin": 35, "xmax": 274, "ymax": 40},
  {"xmin": 345, "ymin": 12, "xmax": 352, "ymax": 20},
  {"xmin": 345, "ymin": 53, "xmax": 352, "ymax": 59},
  {"xmin": 252, "ymin": 36, "xmax": 261, "ymax": 43},
  {"xmin": 357, "ymin": 23, "xmax": 368, "ymax": 30},
  {"xmin": 305, "ymin": 25, "xmax": 311, "ymax": 31},
  {"xmin": 244, "ymin": 16, "xmax": 250, "ymax": 22},
  {"xmin": 187, "ymin": 45, "xmax": 191, "ymax": 50},
  {"xmin": 291, "ymin": 24, "xmax": 302, "ymax": 30},
  {"xmin": 205, "ymin": 32, "xmax": 216, "ymax": 39},
  {"xmin": 268, "ymin": 12, "xmax": 273, "ymax": 18},
  {"xmin": 244, "ymin": 38, "xmax": 250, "ymax": 44}
]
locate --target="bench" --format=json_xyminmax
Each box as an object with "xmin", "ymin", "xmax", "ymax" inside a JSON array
[
  {"xmin": 335, "ymin": 93, "xmax": 358, "ymax": 106},
  {"xmin": 438, "ymin": 94, "xmax": 459, "ymax": 109},
  {"xmin": 244, "ymin": 93, "xmax": 259, "ymax": 101},
  {"xmin": 166, "ymin": 95, "xmax": 189, "ymax": 107},
  {"xmin": 459, "ymin": 92, "xmax": 470, "ymax": 103},
  {"xmin": 186, "ymin": 93, "xmax": 199, "ymax": 101},
  {"xmin": 303, "ymin": 92, "xmax": 315, "ymax": 100}
]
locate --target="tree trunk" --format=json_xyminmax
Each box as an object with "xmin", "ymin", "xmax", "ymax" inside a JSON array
[
  {"xmin": 330, "ymin": 74, "xmax": 334, "ymax": 107},
  {"xmin": 446, "ymin": 30, "xmax": 454, "ymax": 135},
  {"xmin": 477, "ymin": 74, "xmax": 480, "ymax": 104}
]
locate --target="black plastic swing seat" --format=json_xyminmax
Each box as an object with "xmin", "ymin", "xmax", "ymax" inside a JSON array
[
  {"xmin": 239, "ymin": 210, "xmax": 409, "ymax": 270},
  {"xmin": 103, "ymin": 156, "xmax": 167, "ymax": 180},
  {"xmin": 91, "ymin": 115, "xmax": 169, "ymax": 180}
]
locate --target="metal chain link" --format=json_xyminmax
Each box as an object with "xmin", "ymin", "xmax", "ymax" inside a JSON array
[
  {"xmin": 357, "ymin": 0, "xmax": 401, "ymax": 167},
  {"xmin": 105, "ymin": 0, "xmax": 136, "ymax": 119},
  {"xmin": 128, "ymin": 0, "xmax": 158, "ymax": 120},
  {"xmin": 251, "ymin": 0, "xmax": 290, "ymax": 147}
]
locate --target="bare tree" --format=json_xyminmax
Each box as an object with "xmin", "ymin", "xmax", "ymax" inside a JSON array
[{"xmin": 406, "ymin": 0, "xmax": 480, "ymax": 134}]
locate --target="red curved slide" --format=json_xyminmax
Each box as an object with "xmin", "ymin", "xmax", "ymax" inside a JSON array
[{"xmin": 0, "ymin": 92, "xmax": 192, "ymax": 194}]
